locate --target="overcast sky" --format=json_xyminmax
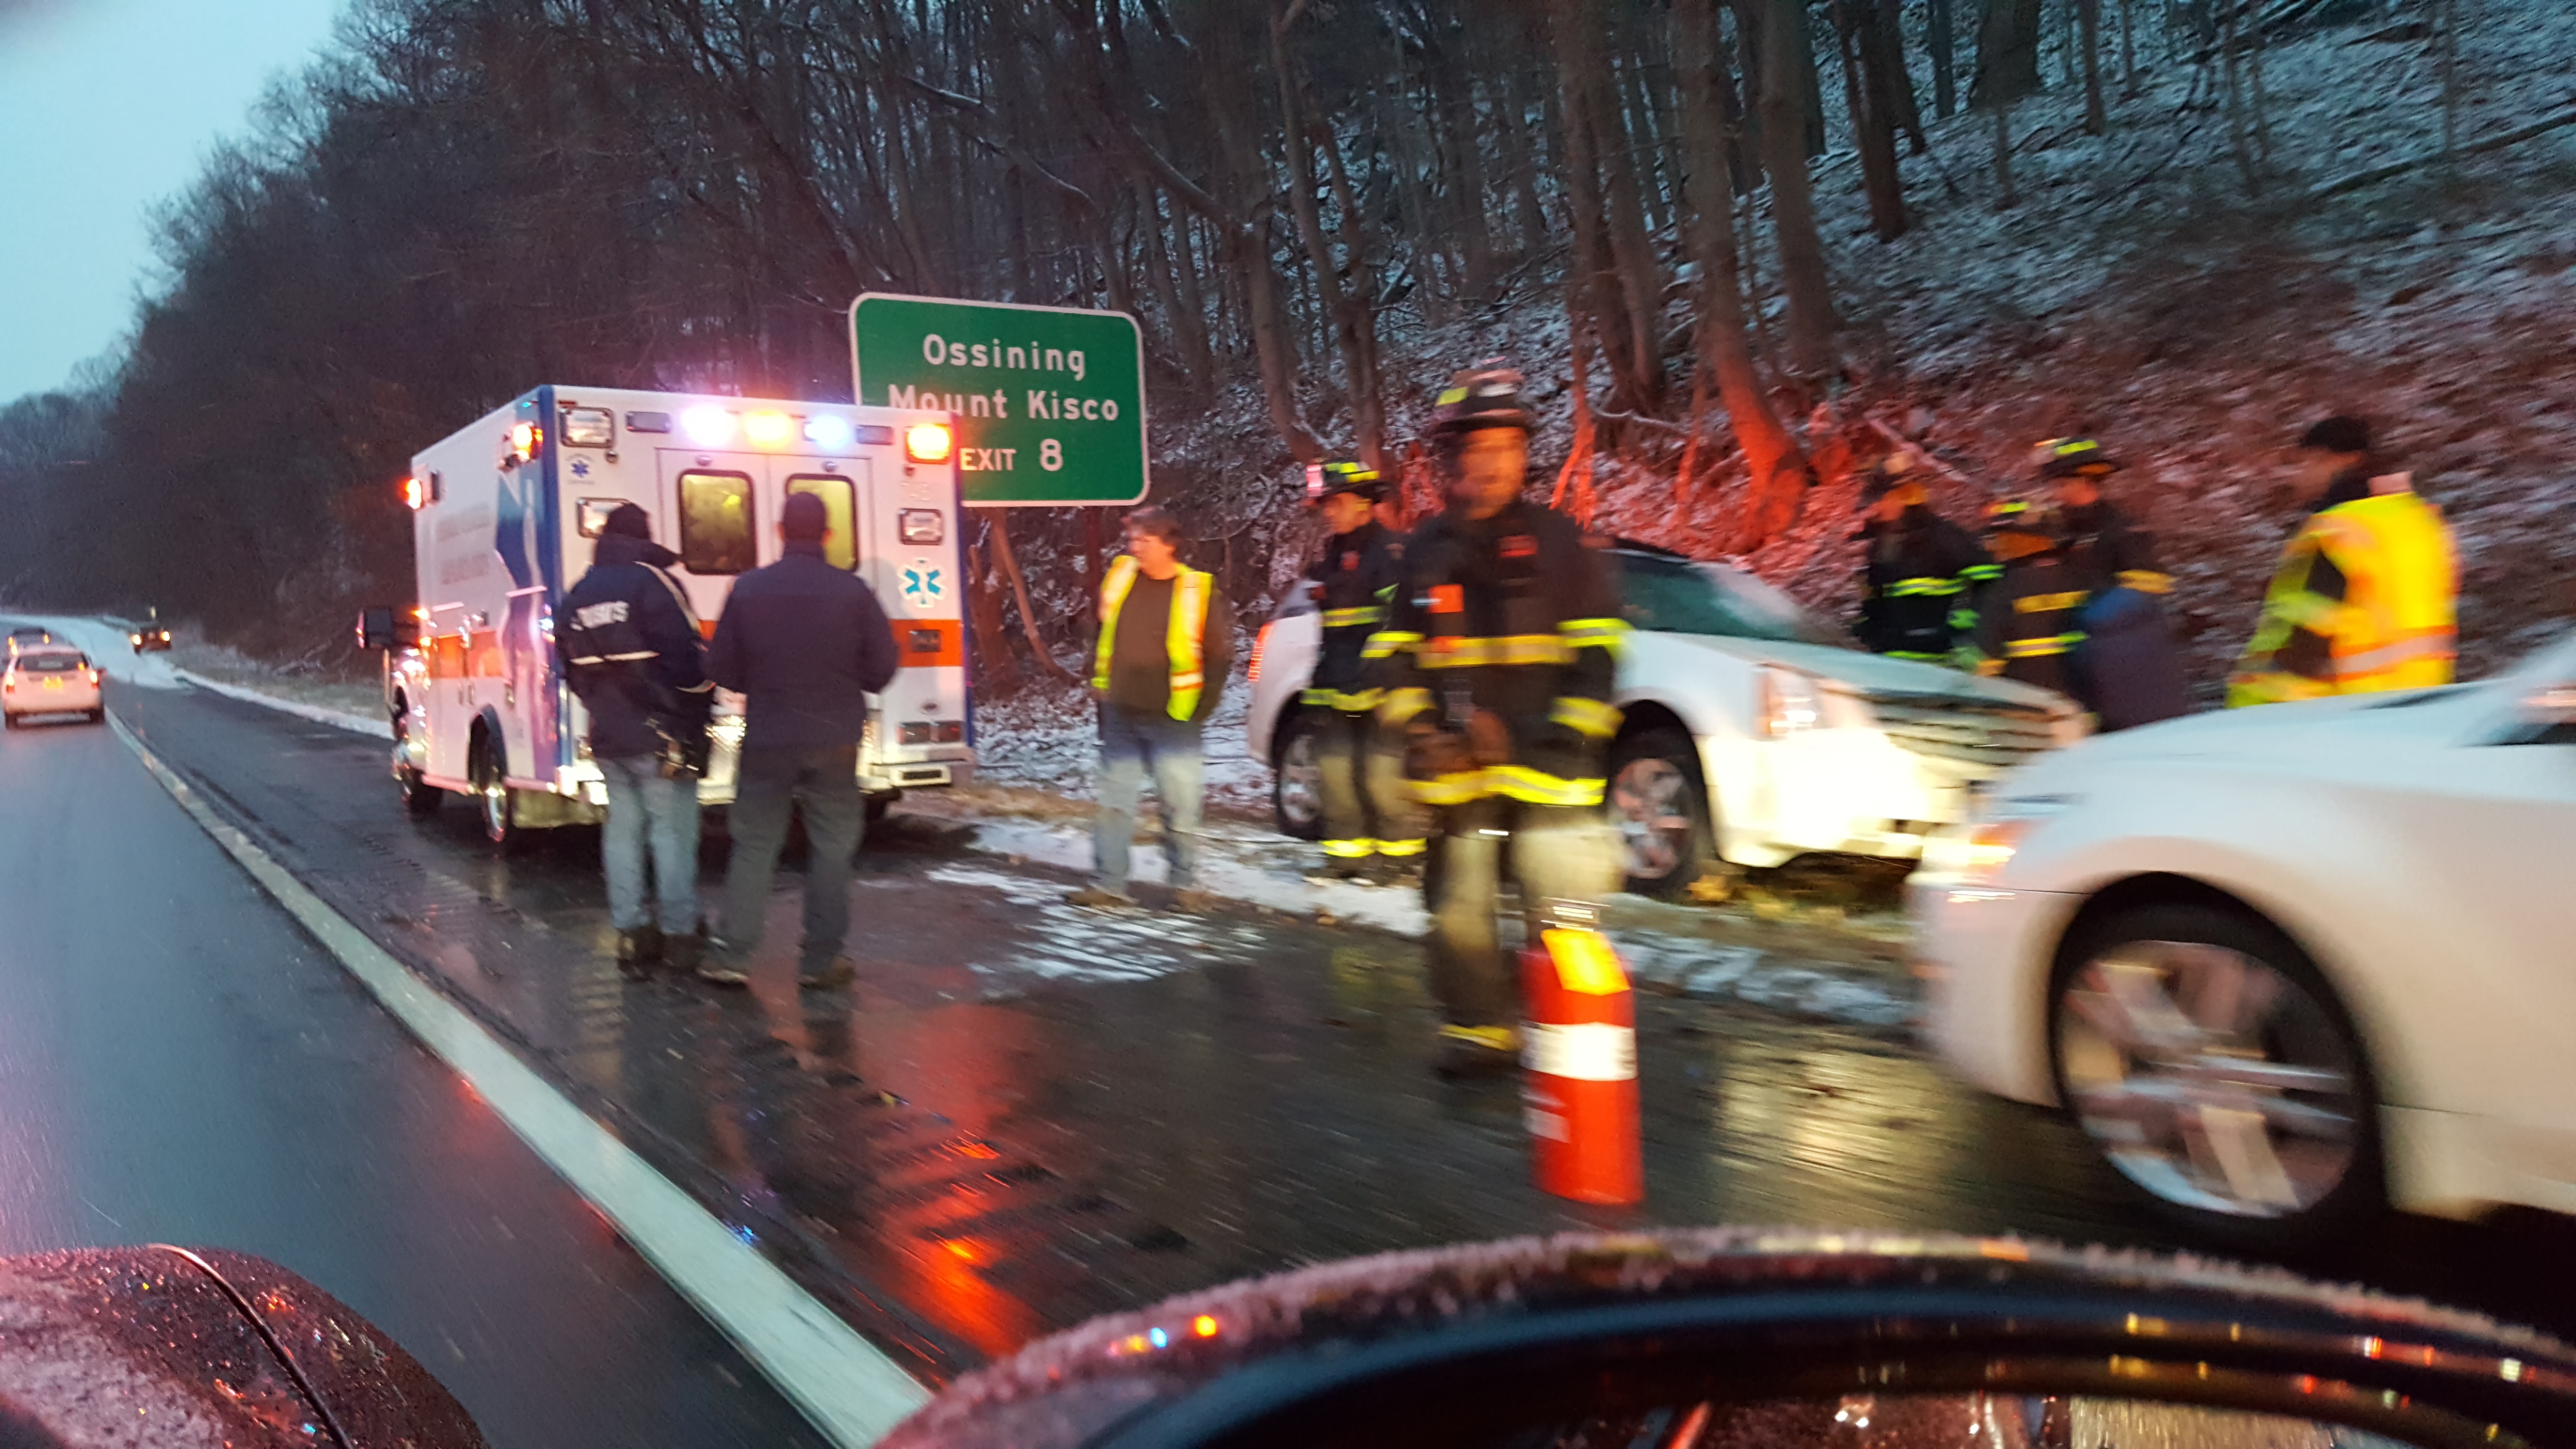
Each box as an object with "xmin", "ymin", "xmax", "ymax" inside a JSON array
[{"xmin": 0, "ymin": 0, "xmax": 346, "ymax": 402}]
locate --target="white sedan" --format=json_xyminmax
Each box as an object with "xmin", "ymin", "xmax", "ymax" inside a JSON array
[
  {"xmin": 1913, "ymin": 629, "xmax": 2576, "ymax": 1242},
  {"xmin": 1247, "ymin": 542, "xmax": 2086, "ymax": 895},
  {"xmin": 2, "ymin": 647, "xmax": 105, "ymax": 727}
]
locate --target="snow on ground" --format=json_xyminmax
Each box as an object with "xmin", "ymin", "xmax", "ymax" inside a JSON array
[
  {"xmin": 947, "ymin": 813, "xmax": 1915, "ymax": 1028},
  {"xmin": 969, "ymin": 674, "xmax": 1270, "ymax": 815}
]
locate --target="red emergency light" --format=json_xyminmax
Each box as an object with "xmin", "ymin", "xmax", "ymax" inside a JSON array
[
  {"xmin": 509, "ymin": 421, "xmax": 541, "ymax": 463},
  {"xmin": 402, "ymin": 476, "xmax": 427, "ymax": 510}
]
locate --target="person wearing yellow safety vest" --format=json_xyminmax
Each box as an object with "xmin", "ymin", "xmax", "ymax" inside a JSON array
[
  {"xmin": 1068, "ymin": 505, "xmax": 1233, "ymax": 911},
  {"xmin": 1367, "ymin": 362, "xmax": 1626, "ymax": 1079},
  {"xmin": 1297, "ymin": 460, "xmax": 1425, "ymax": 884},
  {"xmin": 2230, "ymin": 415, "xmax": 2457, "ymax": 708}
]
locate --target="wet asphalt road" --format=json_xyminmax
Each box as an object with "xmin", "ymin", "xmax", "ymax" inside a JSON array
[
  {"xmin": 58, "ymin": 670, "xmax": 2576, "ymax": 1409},
  {"xmin": 0, "ymin": 699, "xmax": 822, "ymax": 1445}
]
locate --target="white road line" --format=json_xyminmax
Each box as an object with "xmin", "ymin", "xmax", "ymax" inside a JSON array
[{"xmin": 104, "ymin": 711, "xmax": 931, "ymax": 1447}]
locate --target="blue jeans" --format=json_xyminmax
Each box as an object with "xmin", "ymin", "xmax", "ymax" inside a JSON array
[
  {"xmin": 1094, "ymin": 703, "xmax": 1204, "ymax": 892},
  {"xmin": 722, "ymin": 744, "xmax": 864, "ymax": 968},
  {"xmin": 598, "ymin": 755, "xmax": 704, "ymax": 934}
]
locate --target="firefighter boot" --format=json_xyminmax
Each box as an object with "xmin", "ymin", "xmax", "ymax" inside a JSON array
[{"xmin": 1434, "ymin": 1024, "xmax": 1521, "ymax": 1080}]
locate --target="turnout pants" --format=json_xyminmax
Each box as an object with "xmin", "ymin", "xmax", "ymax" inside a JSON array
[
  {"xmin": 1315, "ymin": 708, "xmax": 1426, "ymax": 863},
  {"xmin": 1423, "ymin": 798, "xmax": 1623, "ymax": 1029}
]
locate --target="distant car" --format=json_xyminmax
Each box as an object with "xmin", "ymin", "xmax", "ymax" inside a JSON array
[
  {"xmin": 3, "ymin": 646, "xmax": 103, "ymax": 726},
  {"xmin": 130, "ymin": 609, "xmax": 173, "ymax": 653},
  {"xmin": 1246, "ymin": 542, "xmax": 2087, "ymax": 896},
  {"xmin": 6, "ymin": 627, "xmax": 56, "ymax": 656},
  {"xmin": 1912, "ymin": 628, "xmax": 2576, "ymax": 1242}
]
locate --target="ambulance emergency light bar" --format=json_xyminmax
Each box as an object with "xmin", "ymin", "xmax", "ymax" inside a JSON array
[{"xmin": 660, "ymin": 404, "xmax": 924, "ymax": 458}]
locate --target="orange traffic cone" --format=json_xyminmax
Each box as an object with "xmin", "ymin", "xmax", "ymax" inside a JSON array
[{"xmin": 1519, "ymin": 905, "xmax": 1642, "ymax": 1206}]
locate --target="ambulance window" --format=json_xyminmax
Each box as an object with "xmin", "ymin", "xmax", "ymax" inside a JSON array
[
  {"xmin": 678, "ymin": 471, "xmax": 756, "ymax": 575},
  {"xmin": 784, "ymin": 475, "xmax": 856, "ymax": 571},
  {"xmin": 577, "ymin": 498, "xmax": 629, "ymax": 540}
]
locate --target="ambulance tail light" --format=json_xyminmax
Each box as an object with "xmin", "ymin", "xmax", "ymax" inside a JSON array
[
  {"xmin": 935, "ymin": 721, "xmax": 964, "ymax": 744},
  {"xmin": 509, "ymin": 421, "xmax": 541, "ymax": 463},
  {"xmin": 743, "ymin": 410, "xmax": 795, "ymax": 449},
  {"xmin": 403, "ymin": 476, "xmax": 427, "ymax": 510},
  {"xmin": 904, "ymin": 421, "xmax": 953, "ymax": 464}
]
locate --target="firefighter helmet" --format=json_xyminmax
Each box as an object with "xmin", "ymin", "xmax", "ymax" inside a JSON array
[
  {"xmin": 1302, "ymin": 460, "xmax": 1383, "ymax": 505},
  {"xmin": 1983, "ymin": 497, "xmax": 2064, "ymax": 559},
  {"xmin": 1428, "ymin": 360, "xmax": 1533, "ymax": 436},
  {"xmin": 2034, "ymin": 436, "xmax": 2124, "ymax": 480}
]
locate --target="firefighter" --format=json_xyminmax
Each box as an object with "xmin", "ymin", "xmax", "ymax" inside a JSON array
[
  {"xmin": 2034, "ymin": 437, "xmax": 2171, "ymax": 598},
  {"xmin": 1298, "ymin": 460, "xmax": 1424, "ymax": 884},
  {"xmin": 1851, "ymin": 453, "xmax": 1996, "ymax": 665},
  {"xmin": 1367, "ymin": 363, "xmax": 1626, "ymax": 1078},
  {"xmin": 1969, "ymin": 499, "xmax": 2092, "ymax": 702},
  {"xmin": 2229, "ymin": 416, "xmax": 2458, "ymax": 707},
  {"xmin": 2034, "ymin": 438, "xmax": 2187, "ymax": 729}
]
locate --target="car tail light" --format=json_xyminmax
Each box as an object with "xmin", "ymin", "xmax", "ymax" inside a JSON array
[
  {"xmin": 935, "ymin": 721, "xmax": 964, "ymax": 743},
  {"xmin": 899, "ymin": 722, "xmax": 934, "ymax": 745},
  {"xmin": 1248, "ymin": 623, "xmax": 1272, "ymax": 684}
]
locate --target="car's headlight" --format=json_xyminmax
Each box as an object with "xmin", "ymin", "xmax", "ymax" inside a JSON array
[
  {"xmin": 1922, "ymin": 795, "xmax": 2075, "ymax": 883},
  {"xmin": 1759, "ymin": 666, "xmax": 1874, "ymax": 737},
  {"xmin": 1920, "ymin": 819, "xmax": 2034, "ymax": 883}
]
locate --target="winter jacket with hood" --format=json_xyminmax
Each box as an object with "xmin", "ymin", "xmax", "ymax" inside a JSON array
[{"xmin": 560, "ymin": 532, "xmax": 712, "ymax": 762}]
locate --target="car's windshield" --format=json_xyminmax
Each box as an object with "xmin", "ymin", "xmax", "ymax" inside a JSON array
[{"xmin": 1615, "ymin": 552, "xmax": 1844, "ymax": 647}]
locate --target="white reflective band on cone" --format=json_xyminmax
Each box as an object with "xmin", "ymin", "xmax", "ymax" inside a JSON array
[{"xmin": 1521, "ymin": 1022, "xmax": 1637, "ymax": 1082}]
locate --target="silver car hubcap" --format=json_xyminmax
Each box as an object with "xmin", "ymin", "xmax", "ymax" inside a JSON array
[
  {"xmin": 1608, "ymin": 757, "xmax": 1691, "ymax": 879},
  {"xmin": 2057, "ymin": 941, "xmax": 2360, "ymax": 1218},
  {"xmin": 1278, "ymin": 731, "xmax": 1321, "ymax": 829}
]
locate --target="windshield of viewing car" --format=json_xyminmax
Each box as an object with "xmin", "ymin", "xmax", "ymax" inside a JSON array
[{"xmin": 1616, "ymin": 553, "xmax": 1845, "ymax": 647}]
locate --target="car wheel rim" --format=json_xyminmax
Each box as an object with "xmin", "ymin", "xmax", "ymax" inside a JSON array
[
  {"xmin": 1278, "ymin": 731, "xmax": 1321, "ymax": 829},
  {"xmin": 2057, "ymin": 940, "xmax": 2360, "ymax": 1219},
  {"xmin": 1609, "ymin": 757, "xmax": 1692, "ymax": 879}
]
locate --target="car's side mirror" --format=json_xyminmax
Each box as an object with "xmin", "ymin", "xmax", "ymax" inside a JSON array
[{"xmin": 355, "ymin": 605, "xmax": 415, "ymax": 651}]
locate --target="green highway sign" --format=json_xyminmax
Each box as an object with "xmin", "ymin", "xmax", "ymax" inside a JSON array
[{"xmin": 849, "ymin": 293, "xmax": 1149, "ymax": 507}]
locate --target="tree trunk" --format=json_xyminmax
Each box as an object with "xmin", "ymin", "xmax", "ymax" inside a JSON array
[
  {"xmin": 1675, "ymin": 0, "xmax": 1809, "ymax": 541},
  {"xmin": 1973, "ymin": 0, "xmax": 2044, "ymax": 204},
  {"xmin": 1553, "ymin": 303, "xmax": 1600, "ymax": 527},
  {"xmin": 1556, "ymin": 0, "xmax": 1666, "ymax": 414},
  {"xmin": 2077, "ymin": 0, "xmax": 2108, "ymax": 133},
  {"xmin": 2119, "ymin": 0, "xmax": 2140, "ymax": 95},
  {"xmin": 1835, "ymin": 0, "xmax": 1910, "ymax": 240},
  {"xmin": 989, "ymin": 511, "xmax": 1074, "ymax": 683},
  {"xmin": 1872, "ymin": 0, "xmax": 1929, "ymax": 152},
  {"xmin": 965, "ymin": 524, "xmax": 1019, "ymax": 695},
  {"xmin": 1749, "ymin": 0, "xmax": 1835, "ymax": 377},
  {"xmin": 1992, "ymin": 99, "xmax": 2019, "ymax": 206},
  {"xmin": 1929, "ymin": 0, "xmax": 1958, "ymax": 117}
]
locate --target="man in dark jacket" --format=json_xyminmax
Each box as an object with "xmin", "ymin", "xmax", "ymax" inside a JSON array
[
  {"xmin": 559, "ymin": 504, "xmax": 714, "ymax": 977},
  {"xmin": 697, "ymin": 490, "xmax": 900, "ymax": 989},
  {"xmin": 1851, "ymin": 454, "xmax": 1996, "ymax": 665},
  {"xmin": 1298, "ymin": 460, "xmax": 1421, "ymax": 883},
  {"xmin": 1368, "ymin": 363, "xmax": 1626, "ymax": 1078},
  {"xmin": 1068, "ymin": 505, "xmax": 1233, "ymax": 911}
]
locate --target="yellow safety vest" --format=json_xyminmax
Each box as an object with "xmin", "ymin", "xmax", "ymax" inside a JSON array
[
  {"xmin": 2230, "ymin": 489, "xmax": 2456, "ymax": 707},
  {"xmin": 1092, "ymin": 554, "xmax": 1211, "ymax": 722}
]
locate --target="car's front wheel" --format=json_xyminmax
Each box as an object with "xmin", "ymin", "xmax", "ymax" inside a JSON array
[
  {"xmin": 1271, "ymin": 709, "xmax": 1324, "ymax": 841},
  {"xmin": 1605, "ymin": 727, "xmax": 1715, "ymax": 900},
  {"xmin": 2051, "ymin": 903, "xmax": 2378, "ymax": 1243}
]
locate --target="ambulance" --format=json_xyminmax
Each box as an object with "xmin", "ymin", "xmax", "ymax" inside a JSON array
[{"xmin": 365, "ymin": 385, "xmax": 973, "ymax": 845}]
